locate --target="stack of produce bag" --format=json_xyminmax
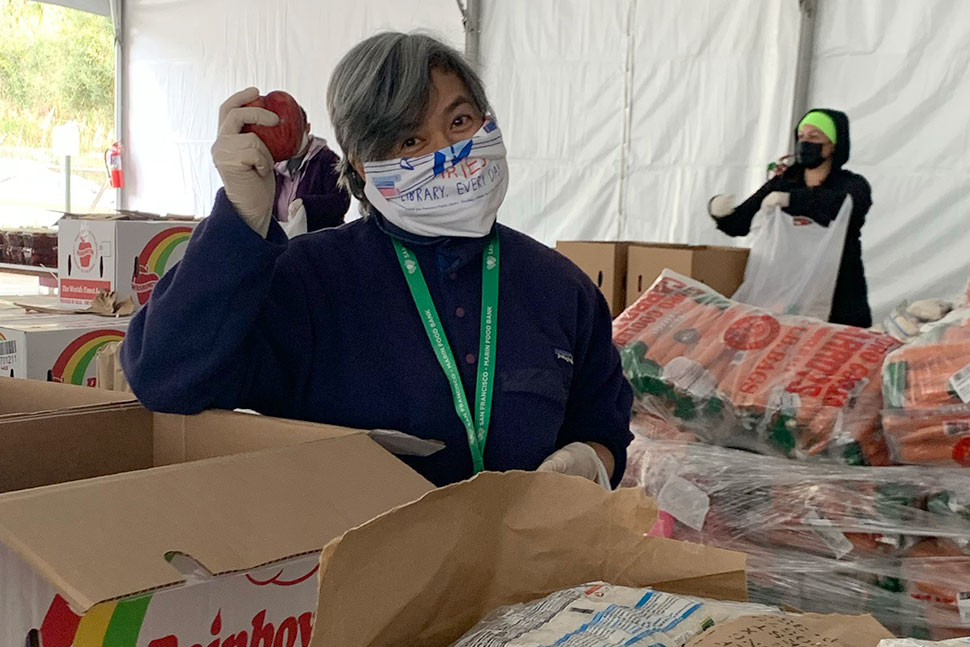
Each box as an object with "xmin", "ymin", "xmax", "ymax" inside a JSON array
[
  {"xmin": 883, "ymin": 307, "xmax": 970, "ymax": 467},
  {"xmin": 613, "ymin": 270, "xmax": 901, "ymax": 465},
  {"xmin": 623, "ymin": 438, "xmax": 970, "ymax": 639}
]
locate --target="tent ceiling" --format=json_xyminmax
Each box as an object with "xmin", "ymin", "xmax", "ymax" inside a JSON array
[{"xmin": 37, "ymin": 0, "xmax": 110, "ymax": 17}]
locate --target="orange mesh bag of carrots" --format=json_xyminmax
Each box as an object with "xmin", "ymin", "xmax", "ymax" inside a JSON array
[
  {"xmin": 882, "ymin": 307, "xmax": 970, "ymax": 466},
  {"xmin": 613, "ymin": 270, "xmax": 901, "ymax": 465}
]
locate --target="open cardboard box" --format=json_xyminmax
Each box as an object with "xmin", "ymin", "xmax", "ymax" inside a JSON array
[
  {"xmin": 0, "ymin": 381, "xmax": 433, "ymax": 646},
  {"xmin": 1, "ymin": 374, "xmax": 136, "ymax": 417},
  {"xmin": 310, "ymin": 472, "xmax": 893, "ymax": 647}
]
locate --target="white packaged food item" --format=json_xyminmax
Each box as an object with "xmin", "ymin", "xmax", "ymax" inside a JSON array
[
  {"xmin": 451, "ymin": 583, "xmax": 780, "ymax": 647},
  {"xmin": 908, "ymin": 299, "xmax": 955, "ymax": 324},
  {"xmin": 879, "ymin": 639, "xmax": 970, "ymax": 647}
]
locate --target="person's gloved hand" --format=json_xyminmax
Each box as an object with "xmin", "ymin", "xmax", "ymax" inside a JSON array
[
  {"xmin": 761, "ymin": 191, "xmax": 790, "ymax": 210},
  {"xmin": 287, "ymin": 198, "xmax": 305, "ymax": 221},
  {"xmin": 211, "ymin": 87, "xmax": 279, "ymax": 238},
  {"xmin": 538, "ymin": 442, "xmax": 611, "ymax": 490},
  {"xmin": 708, "ymin": 194, "xmax": 735, "ymax": 219}
]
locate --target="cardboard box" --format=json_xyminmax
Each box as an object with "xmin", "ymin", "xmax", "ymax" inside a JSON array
[
  {"xmin": 555, "ymin": 242, "xmax": 637, "ymax": 317},
  {"xmin": 556, "ymin": 242, "xmax": 749, "ymax": 317},
  {"xmin": 58, "ymin": 213, "xmax": 199, "ymax": 307},
  {"xmin": 311, "ymin": 472, "xmax": 892, "ymax": 647},
  {"xmin": 626, "ymin": 244, "xmax": 749, "ymax": 306},
  {"xmin": 0, "ymin": 314, "xmax": 129, "ymax": 385},
  {"xmin": 0, "ymin": 389, "xmax": 433, "ymax": 647},
  {"xmin": 0, "ymin": 295, "xmax": 61, "ymax": 318},
  {"xmin": 0, "ymin": 375, "xmax": 136, "ymax": 417}
]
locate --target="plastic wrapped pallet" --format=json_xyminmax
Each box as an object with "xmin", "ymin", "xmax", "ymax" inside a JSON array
[
  {"xmin": 613, "ymin": 270, "xmax": 901, "ymax": 465},
  {"xmin": 883, "ymin": 307, "xmax": 970, "ymax": 466},
  {"xmin": 625, "ymin": 438, "xmax": 970, "ymax": 638}
]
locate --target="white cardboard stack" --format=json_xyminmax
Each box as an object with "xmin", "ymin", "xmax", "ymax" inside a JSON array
[
  {"xmin": 0, "ymin": 314, "xmax": 129, "ymax": 385},
  {"xmin": 58, "ymin": 212, "xmax": 199, "ymax": 308}
]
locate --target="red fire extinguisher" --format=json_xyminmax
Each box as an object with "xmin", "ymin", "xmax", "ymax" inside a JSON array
[{"xmin": 105, "ymin": 141, "xmax": 125, "ymax": 189}]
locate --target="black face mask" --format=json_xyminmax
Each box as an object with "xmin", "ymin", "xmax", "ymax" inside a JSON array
[{"xmin": 795, "ymin": 141, "xmax": 826, "ymax": 169}]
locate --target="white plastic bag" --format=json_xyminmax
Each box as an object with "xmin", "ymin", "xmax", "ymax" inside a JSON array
[{"xmin": 732, "ymin": 196, "xmax": 852, "ymax": 320}]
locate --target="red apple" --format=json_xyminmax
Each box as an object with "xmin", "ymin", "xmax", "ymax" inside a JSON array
[{"xmin": 241, "ymin": 90, "xmax": 304, "ymax": 162}]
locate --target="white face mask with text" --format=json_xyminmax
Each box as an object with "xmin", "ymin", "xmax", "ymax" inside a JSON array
[{"xmin": 363, "ymin": 119, "xmax": 508, "ymax": 238}]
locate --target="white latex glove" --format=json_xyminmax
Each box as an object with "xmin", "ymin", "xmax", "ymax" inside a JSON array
[
  {"xmin": 538, "ymin": 442, "xmax": 611, "ymax": 490},
  {"xmin": 287, "ymin": 197, "xmax": 305, "ymax": 221},
  {"xmin": 708, "ymin": 193, "xmax": 736, "ymax": 219},
  {"xmin": 281, "ymin": 198, "xmax": 308, "ymax": 239},
  {"xmin": 761, "ymin": 191, "xmax": 790, "ymax": 210},
  {"xmin": 211, "ymin": 87, "xmax": 279, "ymax": 238}
]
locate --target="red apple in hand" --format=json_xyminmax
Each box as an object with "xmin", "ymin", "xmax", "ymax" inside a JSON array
[{"xmin": 241, "ymin": 90, "xmax": 304, "ymax": 162}]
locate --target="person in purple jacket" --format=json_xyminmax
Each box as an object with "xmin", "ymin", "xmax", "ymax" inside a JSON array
[
  {"xmin": 121, "ymin": 32, "xmax": 633, "ymax": 488},
  {"xmin": 272, "ymin": 105, "xmax": 350, "ymax": 237}
]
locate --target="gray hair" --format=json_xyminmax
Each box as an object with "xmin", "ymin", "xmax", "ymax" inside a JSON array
[{"xmin": 327, "ymin": 32, "xmax": 491, "ymax": 212}]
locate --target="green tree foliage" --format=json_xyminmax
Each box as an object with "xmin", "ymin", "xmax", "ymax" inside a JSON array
[{"xmin": 0, "ymin": 0, "xmax": 114, "ymax": 153}]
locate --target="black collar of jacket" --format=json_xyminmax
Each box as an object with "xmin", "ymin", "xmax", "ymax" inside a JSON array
[{"xmin": 370, "ymin": 209, "xmax": 495, "ymax": 274}]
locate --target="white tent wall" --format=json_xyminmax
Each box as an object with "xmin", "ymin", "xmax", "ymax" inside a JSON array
[
  {"xmin": 621, "ymin": 1, "xmax": 799, "ymax": 245},
  {"xmin": 478, "ymin": 0, "xmax": 628, "ymax": 244},
  {"xmin": 123, "ymin": 0, "xmax": 463, "ymax": 217},
  {"xmin": 479, "ymin": 1, "xmax": 799, "ymax": 247},
  {"xmin": 808, "ymin": 0, "xmax": 970, "ymax": 318},
  {"xmin": 119, "ymin": 0, "xmax": 968, "ymax": 317}
]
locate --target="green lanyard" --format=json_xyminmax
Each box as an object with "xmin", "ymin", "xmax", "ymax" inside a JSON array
[{"xmin": 392, "ymin": 233, "xmax": 499, "ymax": 474}]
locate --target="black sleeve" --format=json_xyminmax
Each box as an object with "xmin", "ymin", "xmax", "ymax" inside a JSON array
[
  {"xmin": 303, "ymin": 190, "xmax": 351, "ymax": 231},
  {"xmin": 787, "ymin": 174, "xmax": 872, "ymax": 230},
  {"xmin": 714, "ymin": 176, "xmax": 783, "ymax": 237}
]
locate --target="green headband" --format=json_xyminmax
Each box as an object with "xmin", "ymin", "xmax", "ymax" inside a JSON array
[{"xmin": 798, "ymin": 111, "xmax": 838, "ymax": 145}]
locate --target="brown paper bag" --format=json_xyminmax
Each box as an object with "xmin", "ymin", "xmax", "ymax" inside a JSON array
[
  {"xmin": 312, "ymin": 471, "xmax": 749, "ymax": 647},
  {"xmin": 95, "ymin": 341, "xmax": 132, "ymax": 393}
]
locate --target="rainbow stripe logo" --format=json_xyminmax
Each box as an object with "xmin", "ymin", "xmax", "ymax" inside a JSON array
[
  {"xmin": 50, "ymin": 329, "xmax": 126, "ymax": 386},
  {"xmin": 132, "ymin": 227, "xmax": 194, "ymax": 305},
  {"xmin": 37, "ymin": 594, "xmax": 153, "ymax": 647}
]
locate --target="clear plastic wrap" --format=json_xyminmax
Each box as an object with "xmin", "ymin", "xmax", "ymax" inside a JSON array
[
  {"xmin": 883, "ymin": 307, "xmax": 970, "ymax": 466},
  {"xmin": 624, "ymin": 437, "xmax": 970, "ymax": 639},
  {"xmin": 613, "ymin": 270, "xmax": 902, "ymax": 465},
  {"xmin": 451, "ymin": 583, "xmax": 780, "ymax": 647}
]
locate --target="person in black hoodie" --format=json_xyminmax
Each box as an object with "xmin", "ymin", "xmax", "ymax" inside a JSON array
[{"xmin": 708, "ymin": 109, "xmax": 873, "ymax": 328}]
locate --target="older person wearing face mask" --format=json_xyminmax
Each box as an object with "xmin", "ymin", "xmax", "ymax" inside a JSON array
[
  {"xmin": 709, "ymin": 109, "xmax": 874, "ymax": 328},
  {"xmin": 121, "ymin": 32, "xmax": 633, "ymax": 489},
  {"xmin": 272, "ymin": 105, "xmax": 350, "ymax": 238}
]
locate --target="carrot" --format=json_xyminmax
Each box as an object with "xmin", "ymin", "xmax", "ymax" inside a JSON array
[
  {"xmin": 691, "ymin": 307, "xmax": 749, "ymax": 367},
  {"xmin": 894, "ymin": 435, "xmax": 963, "ymax": 465},
  {"xmin": 645, "ymin": 330, "xmax": 680, "ymax": 365}
]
